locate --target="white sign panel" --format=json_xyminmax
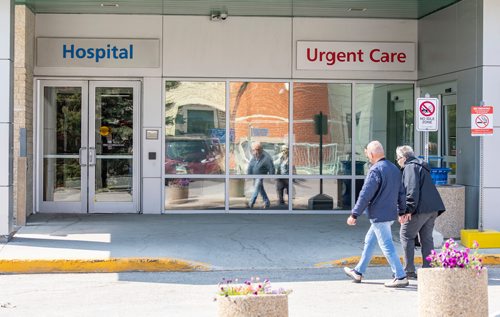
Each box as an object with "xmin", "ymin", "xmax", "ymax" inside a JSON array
[
  {"xmin": 36, "ymin": 38, "xmax": 160, "ymax": 68},
  {"xmin": 471, "ymin": 106, "xmax": 494, "ymax": 136},
  {"xmin": 296, "ymin": 41, "xmax": 416, "ymax": 71},
  {"xmin": 416, "ymin": 97, "xmax": 439, "ymax": 131}
]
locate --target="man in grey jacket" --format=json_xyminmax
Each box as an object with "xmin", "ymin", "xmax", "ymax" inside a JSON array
[
  {"xmin": 344, "ymin": 141, "xmax": 408, "ymax": 288},
  {"xmin": 247, "ymin": 142, "xmax": 275, "ymax": 209},
  {"xmin": 396, "ymin": 145, "xmax": 446, "ymax": 279}
]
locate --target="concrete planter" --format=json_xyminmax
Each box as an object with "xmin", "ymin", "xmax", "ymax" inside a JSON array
[
  {"xmin": 218, "ymin": 294, "xmax": 288, "ymax": 317},
  {"xmin": 166, "ymin": 186, "xmax": 189, "ymax": 203},
  {"xmin": 418, "ymin": 268, "xmax": 488, "ymax": 317}
]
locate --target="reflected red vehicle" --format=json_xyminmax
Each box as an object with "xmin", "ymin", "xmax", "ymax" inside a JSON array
[{"xmin": 165, "ymin": 136, "xmax": 223, "ymax": 174}]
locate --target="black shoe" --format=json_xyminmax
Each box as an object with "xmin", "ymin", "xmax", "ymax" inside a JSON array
[{"xmin": 406, "ymin": 272, "xmax": 417, "ymax": 280}]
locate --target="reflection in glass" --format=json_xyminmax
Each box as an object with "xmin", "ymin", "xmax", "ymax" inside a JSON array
[
  {"xmin": 165, "ymin": 81, "xmax": 226, "ymax": 174},
  {"xmin": 229, "ymin": 82, "xmax": 289, "ymax": 175},
  {"xmin": 355, "ymin": 84, "xmax": 414, "ymax": 174},
  {"xmin": 293, "ymin": 83, "xmax": 351, "ymax": 175},
  {"xmin": 292, "ymin": 179, "xmax": 347, "ymax": 210},
  {"xmin": 229, "ymin": 178, "xmax": 288, "ymax": 210},
  {"xmin": 95, "ymin": 87, "xmax": 133, "ymax": 202},
  {"xmin": 43, "ymin": 87, "xmax": 82, "ymax": 202},
  {"xmin": 164, "ymin": 178, "xmax": 225, "ymax": 210}
]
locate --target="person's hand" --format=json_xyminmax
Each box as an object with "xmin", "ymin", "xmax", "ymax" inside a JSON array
[
  {"xmin": 347, "ymin": 215, "xmax": 357, "ymax": 226},
  {"xmin": 398, "ymin": 214, "xmax": 411, "ymax": 224}
]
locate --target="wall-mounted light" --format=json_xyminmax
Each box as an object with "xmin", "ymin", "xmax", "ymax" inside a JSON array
[{"xmin": 210, "ymin": 9, "xmax": 228, "ymax": 21}]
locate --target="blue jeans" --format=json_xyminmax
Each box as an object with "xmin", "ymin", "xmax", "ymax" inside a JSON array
[
  {"xmin": 355, "ymin": 220, "xmax": 406, "ymax": 279},
  {"xmin": 249, "ymin": 179, "xmax": 270, "ymax": 207}
]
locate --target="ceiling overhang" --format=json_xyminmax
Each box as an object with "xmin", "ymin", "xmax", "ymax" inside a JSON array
[{"xmin": 15, "ymin": 0, "xmax": 460, "ymax": 19}]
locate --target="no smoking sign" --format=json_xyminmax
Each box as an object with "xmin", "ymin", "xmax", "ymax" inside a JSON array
[
  {"xmin": 471, "ymin": 106, "xmax": 494, "ymax": 136},
  {"xmin": 416, "ymin": 97, "xmax": 439, "ymax": 131}
]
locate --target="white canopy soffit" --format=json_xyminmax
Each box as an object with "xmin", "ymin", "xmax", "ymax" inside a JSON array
[{"xmin": 16, "ymin": 0, "xmax": 459, "ymax": 19}]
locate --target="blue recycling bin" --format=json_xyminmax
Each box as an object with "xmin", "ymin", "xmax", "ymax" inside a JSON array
[{"xmin": 430, "ymin": 167, "xmax": 451, "ymax": 185}]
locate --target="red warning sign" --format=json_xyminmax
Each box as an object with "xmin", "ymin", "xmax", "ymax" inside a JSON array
[
  {"xmin": 471, "ymin": 106, "xmax": 494, "ymax": 136},
  {"xmin": 420, "ymin": 101, "xmax": 435, "ymax": 117}
]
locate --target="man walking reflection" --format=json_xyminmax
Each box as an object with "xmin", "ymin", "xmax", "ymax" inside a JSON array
[{"xmin": 247, "ymin": 142, "xmax": 275, "ymax": 209}]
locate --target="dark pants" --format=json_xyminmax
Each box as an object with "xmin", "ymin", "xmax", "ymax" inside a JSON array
[
  {"xmin": 276, "ymin": 179, "xmax": 289, "ymax": 204},
  {"xmin": 400, "ymin": 211, "xmax": 438, "ymax": 273}
]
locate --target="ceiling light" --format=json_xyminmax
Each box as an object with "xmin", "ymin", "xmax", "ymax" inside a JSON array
[
  {"xmin": 347, "ymin": 8, "xmax": 367, "ymax": 12},
  {"xmin": 100, "ymin": 3, "xmax": 119, "ymax": 8}
]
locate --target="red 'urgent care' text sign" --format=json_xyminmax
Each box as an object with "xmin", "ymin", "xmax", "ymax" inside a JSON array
[
  {"xmin": 296, "ymin": 41, "xmax": 416, "ymax": 71},
  {"xmin": 471, "ymin": 106, "xmax": 494, "ymax": 136}
]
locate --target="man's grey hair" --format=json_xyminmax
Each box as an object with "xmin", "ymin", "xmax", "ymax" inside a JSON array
[
  {"xmin": 396, "ymin": 145, "xmax": 415, "ymax": 159},
  {"xmin": 366, "ymin": 140, "xmax": 385, "ymax": 156}
]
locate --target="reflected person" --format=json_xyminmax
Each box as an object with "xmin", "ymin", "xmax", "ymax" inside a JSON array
[
  {"xmin": 247, "ymin": 142, "xmax": 275, "ymax": 209},
  {"xmin": 276, "ymin": 145, "xmax": 289, "ymax": 206}
]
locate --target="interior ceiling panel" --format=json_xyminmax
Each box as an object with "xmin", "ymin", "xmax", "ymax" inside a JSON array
[{"xmin": 15, "ymin": 0, "xmax": 460, "ymax": 19}]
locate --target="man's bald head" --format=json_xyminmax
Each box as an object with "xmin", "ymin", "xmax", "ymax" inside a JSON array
[
  {"xmin": 251, "ymin": 142, "xmax": 263, "ymax": 158},
  {"xmin": 365, "ymin": 140, "xmax": 385, "ymax": 163}
]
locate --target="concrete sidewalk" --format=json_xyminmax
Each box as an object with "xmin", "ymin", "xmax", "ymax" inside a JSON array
[{"xmin": 0, "ymin": 214, "xmax": 499, "ymax": 273}]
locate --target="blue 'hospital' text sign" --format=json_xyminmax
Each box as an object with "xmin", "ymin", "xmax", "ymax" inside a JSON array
[
  {"xmin": 36, "ymin": 38, "xmax": 160, "ymax": 68},
  {"xmin": 63, "ymin": 44, "xmax": 134, "ymax": 63}
]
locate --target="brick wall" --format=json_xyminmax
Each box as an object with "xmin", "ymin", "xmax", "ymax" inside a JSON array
[{"xmin": 14, "ymin": 5, "xmax": 35, "ymax": 223}]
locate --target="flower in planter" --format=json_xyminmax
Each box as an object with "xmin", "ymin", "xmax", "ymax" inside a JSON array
[
  {"xmin": 168, "ymin": 178, "xmax": 190, "ymax": 189},
  {"xmin": 426, "ymin": 238, "xmax": 483, "ymax": 272},
  {"xmin": 217, "ymin": 277, "xmax": 292, "ymax": 297}
]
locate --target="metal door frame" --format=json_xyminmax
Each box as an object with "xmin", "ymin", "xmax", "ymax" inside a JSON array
[
  {"xmin": 35, "ymin": 79, "xmax": 140, "ymax": 213},
  {"xmin": 88, "ymin": 80, "xmax": 140, "ymax": 213}
]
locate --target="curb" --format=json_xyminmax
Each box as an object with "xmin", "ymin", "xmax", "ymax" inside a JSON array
[
  {"xmin": 315, "ymin": 254, "xmax": 500, "ymax": 268},
  {"xmin": 0, "ymin": 258, "xmax": 211, "ymax": 274}
]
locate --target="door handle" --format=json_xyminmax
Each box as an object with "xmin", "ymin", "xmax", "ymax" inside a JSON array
[
  {"xmin": 89, "ymin": 147, "xmax": 96, "ymax": 166},
  {"xmin": 79, "ymin": 147, "xmax": 87, "ymax": 166}
]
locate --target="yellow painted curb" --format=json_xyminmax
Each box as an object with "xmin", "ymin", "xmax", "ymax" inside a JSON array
[
  {"xmin": 315, "ymin": 256, "xmax": 421, "ymax": 268},
  {"xmin": 315, "ymin": 254, "xmax": 500, "ymax": 268},
  {"xmin": 461, "ymin": 229, "xmax": 500, "ymax": 248},
  {"xmin": 0, "ymin": 258, "xmax": 211, "ymax": 274}
]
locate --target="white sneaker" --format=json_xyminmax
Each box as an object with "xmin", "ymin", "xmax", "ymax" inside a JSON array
[
  {"xmin": 344, "ymin": 267, "xmax": 362, "ymax": 283},
  {"xmin": 384, "ymin": 277, "xmax": 409, "ymax": 288}
]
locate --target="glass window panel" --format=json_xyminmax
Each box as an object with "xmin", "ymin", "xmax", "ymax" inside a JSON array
[
  {"xmin": 165, "ymin": 81, "xmax": 226, "ymax": 175},
  {"xmin": 43, "ymin": 87, "xmax": 82, "ymax": 202},
  {"xmin": 355, "ymin": 84, "xmax": 414, "ymax": 174},
  {"xmin": 291, "ymin": 178, "xmax": 349, "ymax": 210},
  {"xmin": 293, "ymin": 83, "xmax": 351, "ymax": 175},
  {"xmin": 228, "ymin": 178, "xmax": 288, "ymax": 210},
  {"xmin": 164, "ymin": 178, "xmax": 225, "ymax": 210},
  {"xmin": 229, "ymin": 82, "xmax": 289, "ymax": 175},
  {"xmin": 95, "ymin": 87, "xmax": 134, "ymax": 202},
  {"xmin": 444, "ymin": 104, "xmax": 457, "ymax": 177}
]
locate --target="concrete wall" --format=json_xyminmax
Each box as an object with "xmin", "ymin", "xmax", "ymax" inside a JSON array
[
  {"xmin": 163, "ymin": 16, "xmax": 418, "ymax": 80},
  {"xmin": 480, "ymin": 0, "xmax": 500, "ymax": 230},
  {"xmin": 418, "ymin": 0, "xmax": 500, "ymax": 230},
  {"xmin": 0, "ymin": 0, "xmax": 14, "ymax": 238},
  {"xmin": 14, "ymin": 5, "xmax": 34, "ymax": 225}
]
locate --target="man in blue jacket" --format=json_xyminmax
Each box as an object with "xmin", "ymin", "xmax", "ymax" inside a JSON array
[
  {"xmin": 247, "ymin": 142, "xmax": 275, "ymax": 209},
  {"xmin": 344, "ymin": 140, "xmax": 408, "ymax": 288},
  {"xmin": 396, "ymin": 145, "xmax": 445, "ymax": 279}
]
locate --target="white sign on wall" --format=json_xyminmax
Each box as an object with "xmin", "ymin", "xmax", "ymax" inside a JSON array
[
  {"xmin": 36, "ymin": 38, "xmax": 160, "ymax": 68},
  {"xmin": 471, "ymin": 106, "xmax": 494, "ymax": 136},
  {"xmin": 296, "ymin": 41, "xmax": 416, "ymax": 71},
  {"xmin": 416, "ymin": 97, "xmax": 439, "ymax": 131}
]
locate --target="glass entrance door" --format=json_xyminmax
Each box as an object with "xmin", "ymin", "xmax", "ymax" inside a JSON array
[{"xmin": 37, "ymin": 80, "xmax": 140, "ymax": 213}]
